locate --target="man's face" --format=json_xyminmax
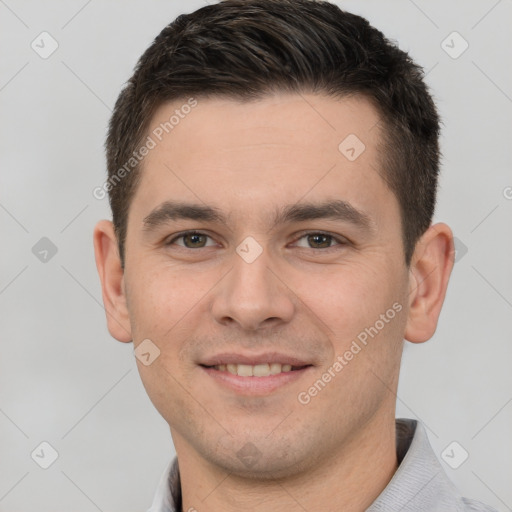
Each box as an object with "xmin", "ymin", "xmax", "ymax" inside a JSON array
[{"xmin": 122, "ymin": 93, "xmax": 411, "ymax": 477}]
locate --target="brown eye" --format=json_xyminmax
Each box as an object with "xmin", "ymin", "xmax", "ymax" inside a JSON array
[
  {"xmin": 167, "ymin": 231, "xmax": 215, "ymax": 248},
  {"xmin": 182, "ymin": 233, "xmax": 208, "ymax": 248},
  {"xmin": 306, "ymin": 234, "xmax": 333, "ymax": 249},
  {"xmin": 294, "ymin": 232, "xmax": 345, "ymax": 249}
]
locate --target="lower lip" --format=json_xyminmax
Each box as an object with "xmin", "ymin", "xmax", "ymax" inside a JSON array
[{"xmin": 201, "ymin": 366, "xmax": 313, "ymax": 395}]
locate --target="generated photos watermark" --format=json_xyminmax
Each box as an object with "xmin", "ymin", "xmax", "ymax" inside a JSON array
[
  {"xmin": 93, "ymin": 97, "xmax": 198, "ymax": 200},
  {"xmin": 298, "ymin": 302, "xmax": 403, "ymax": 405}
]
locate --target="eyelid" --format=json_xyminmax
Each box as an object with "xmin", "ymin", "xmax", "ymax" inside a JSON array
[
  {"xmin": 164, "ymin": 230, "xmax": 350, "ymax": 250},
  {"xmin": 165, "ymin": 230, "xmax": 218, "ymax": 247},
  {"xmin": 290, "ymin": 230, "xmax": 351, "ymax": 249}
]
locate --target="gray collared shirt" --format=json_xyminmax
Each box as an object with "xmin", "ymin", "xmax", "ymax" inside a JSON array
[{"xmin": 148, "ymin": 418, "xmax": 497, "ymax": 512}]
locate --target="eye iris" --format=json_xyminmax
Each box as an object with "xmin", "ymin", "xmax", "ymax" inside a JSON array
[
  {"xmin": 184, "ymin": 233, "xmax": 206, "ymax": 248},
  {"xmin": 308, "ymin": 234, "xmax": 331, "ymax": 248}
]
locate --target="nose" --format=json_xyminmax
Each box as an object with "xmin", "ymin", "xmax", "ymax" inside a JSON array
[{"xmin": 211, "ymin": 246, "xmax": 295, "ymax": 331}]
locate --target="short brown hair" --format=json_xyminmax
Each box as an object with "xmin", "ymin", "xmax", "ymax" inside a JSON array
[{"xmin": 106, "ymin": 0, "xmax": 440, "ymax": 265}]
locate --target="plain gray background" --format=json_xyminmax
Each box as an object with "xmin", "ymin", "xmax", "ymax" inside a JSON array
[{"xmin": 1, "ymin": 0, "xmax": 511, "ymax": 510}]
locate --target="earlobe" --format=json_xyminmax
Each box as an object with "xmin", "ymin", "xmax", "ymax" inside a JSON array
[
  {"xmin": 93, "ymin": 220, "xmax": 132, "ymax": 343},
  {"xmin": 404, "ymin": 223, "xmax": 454, "ymax": 344}
]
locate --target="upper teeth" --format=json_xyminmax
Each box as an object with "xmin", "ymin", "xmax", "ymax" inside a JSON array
[{"xmin": 214, "ymin": 363, "xmax": 293, "ymax": 377}]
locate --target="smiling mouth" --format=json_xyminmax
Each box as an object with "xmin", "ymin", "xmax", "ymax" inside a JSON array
[{"xmin": 201, "ymin": 363, "xmax": 311, "ymax": 377}]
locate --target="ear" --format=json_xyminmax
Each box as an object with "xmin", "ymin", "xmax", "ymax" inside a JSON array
[
  {"xmin": 404, "ymin": 223, "xmax": 454, "ymax": 343},
  {"xmin": 93, "ymin": 220, "xmax": 132, "ymax": 343}
]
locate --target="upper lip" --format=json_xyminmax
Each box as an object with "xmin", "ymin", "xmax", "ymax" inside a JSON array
[{"xmin": 200, "ymin": 352, "xmax": 313, "ymax": 367}]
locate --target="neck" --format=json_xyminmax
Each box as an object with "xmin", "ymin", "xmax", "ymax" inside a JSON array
[{"xmin": 173, "ymin": 413, "xmax": 398, "ymax": 512}]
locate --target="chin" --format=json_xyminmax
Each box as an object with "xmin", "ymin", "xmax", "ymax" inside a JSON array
[{"xmin": 201, "ymin": 433, "xmax": 315, "ymax": 480}]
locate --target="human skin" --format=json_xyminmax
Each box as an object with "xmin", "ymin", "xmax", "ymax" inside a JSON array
[{"xmin": 94, "ymin": 93, "xmax": 454, "ymax": 511}]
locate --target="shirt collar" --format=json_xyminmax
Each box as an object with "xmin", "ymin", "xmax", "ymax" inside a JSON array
[
  {"xmin": 147, "ymin": 454, "xmax": 181, "ymax": 512},
  {"xmin": 148, "ymin": 419, "xmax": 492, "ymax": 512},
  {"xmin": 368, "ymin": 419, "xmax": 460, "ymax": 510}
]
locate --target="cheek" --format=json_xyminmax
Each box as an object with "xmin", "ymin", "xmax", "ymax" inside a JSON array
[
  {"xmin": 137, "ymin": 362, "xmax": 200, "ymax": 432},
  {"xmin": 294, "ymin": 258, "xmax": 401, "ymax": 339},
  {"xmin": 125, "ymin": 263, "xmax": 210, "ymax": 340}
]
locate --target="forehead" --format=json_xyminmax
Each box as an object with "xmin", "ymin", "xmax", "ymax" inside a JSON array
[
  {"xmin": 147, "ymin": 92, "xmax": 382, "ymax": 166},
  {"xmin": 131, "ymin": 92, "xmax": 395, "ymax": 229}
]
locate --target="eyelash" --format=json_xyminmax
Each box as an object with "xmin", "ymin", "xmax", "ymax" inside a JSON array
[{"xmin": 165, "ymin": 230, "xmax": 349, "ymax": 251}]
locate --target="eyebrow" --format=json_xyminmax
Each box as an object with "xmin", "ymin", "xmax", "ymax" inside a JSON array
[
  {"xmin": 273, "ymin": 200, "xmax": 374, "ymax": 232},
  {"xmin": 143, "ymin": 201, "xmax": 225, "ymax": 228},
  {"xmin": 143, "ymin": 199, "xmax": 374, "ymax": 233}
]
